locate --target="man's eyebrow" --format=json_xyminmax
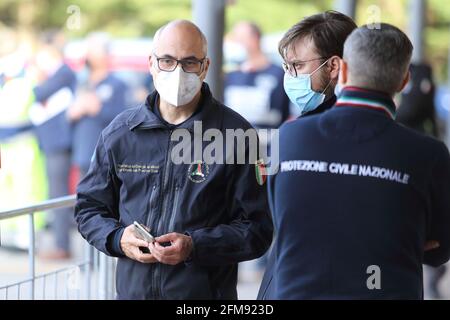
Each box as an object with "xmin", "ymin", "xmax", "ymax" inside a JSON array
[
  {"xmin": 181, "ymin": 55, "xmax": 203, "ymax": 60},
  {"xmin": 288, "ymin": 59, "xmax": 308, "ymax": 64},
  {"xmin": 158, "ymin": 54, "xmax": 176, "ymax": 59},
  {"xmin": 157, "ymin": 54, "xmax": 203, "ymax": 60}
]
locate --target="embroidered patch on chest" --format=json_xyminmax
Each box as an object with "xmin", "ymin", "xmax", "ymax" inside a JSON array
[{"xmin": 117, "ymin": 164, "xmax": 160, "ymax": 174}]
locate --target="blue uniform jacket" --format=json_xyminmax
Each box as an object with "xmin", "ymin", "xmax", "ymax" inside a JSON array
[
  {"xmin": 74, "ymin": 83, "xmax": 273, "ymax": 299},
  {"xmin": 271, "ymin": 87, "xmax": 450, "ymax": 299},
  {"xmin": 225, "ymin": 64, "xmax": 290, "ymax": 129},
  {"xmin": 72, "ymin": 74, "xmax": 127, "ymax": 170},
  {"xmin": 257, "ymin": 95, "xmax": 336, "ymax": 300},
  {"xmin": 33, "ymin": 64, "xmax": 76, "ymax": 154}
]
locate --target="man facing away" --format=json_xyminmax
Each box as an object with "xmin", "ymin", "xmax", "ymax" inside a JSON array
[{"xmin": 272, "ymin": 24, "xmax": 450, "ymax": 299}]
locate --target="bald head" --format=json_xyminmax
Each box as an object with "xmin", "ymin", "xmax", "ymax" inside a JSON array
[
  {"xmin": 84, "ymin": 32, "xmax": 111, "ymax": 70},
  {"xmin": 233, "ymin": 22, "xmax": 261, "ymax": 40},
  {"xmin": 153, "ymin": 20, "xmax": 208, "ymax": 56},
  {"xmin": 232, "ymin": 21, "xmax": 262, "ymax": 54},
  {"xmin": 149, "ymin": 19, "xmax": 210, "ymax": 95}
]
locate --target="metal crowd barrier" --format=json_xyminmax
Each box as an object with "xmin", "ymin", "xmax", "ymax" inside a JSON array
[{"xmin": 0, "ymin": 195, "xmax": 116, "ymax": 300}]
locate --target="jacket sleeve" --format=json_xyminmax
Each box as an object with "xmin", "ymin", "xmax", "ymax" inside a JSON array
[
  {"xmin": 270, "ymin": 70, "xmax": 291, "ymax": 125},
  {"xmin": 33, "ymin": 66, "xmax": 75, "ymax": 103},
  {"xmin": 186, "ymin": 156, "xmax": 273, "ymax": 266},
  {"xmin": 97, "ymin": 81, "xmax": 127, "ymax": 126},
  {"xmin": 424, "ymin": 141, "xmax": 450, "ymax": 267},
  {"xmin": 74, "ymin": 134, "xmax": 124, "ymax": 257}
]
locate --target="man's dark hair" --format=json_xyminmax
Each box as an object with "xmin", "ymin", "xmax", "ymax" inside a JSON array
[
  {"xmin": 278, "ymin": 10, "xmax": 357, "ymax": 60},
  {"xmin": 39, "ymin": 29, "xmax": 66, "ymax": 54}
]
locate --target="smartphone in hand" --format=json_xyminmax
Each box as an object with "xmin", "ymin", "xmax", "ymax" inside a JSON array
[
  {"xmin": 133, "ymin": 221, "xmax": 155, "ymax": 254},
  {"xmin": 133, "ymin": 221, "xmax": 155, "ymax": 243}
]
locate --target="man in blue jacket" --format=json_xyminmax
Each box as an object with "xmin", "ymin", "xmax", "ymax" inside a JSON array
[
  {"xmin": 67, "ymin": 32, "xmax": 127, "ymax": 177},
  {"xmin": 32, "ymin": 31, "xmax": 77, "ymax": 259},
  {"xmin": 74, "ymin": 20, "xmax": 273, "ymax": 299},
  {"xmin": 224, "ymin": 21, "xmax": 290, "ymax": 129},
  {"xmin": 272, "ymin": 23, "xmax": 450, "ymax": 299},
  {"xmin": 257, "ymin": 11, "xmax": 357, "ymax": 300}
]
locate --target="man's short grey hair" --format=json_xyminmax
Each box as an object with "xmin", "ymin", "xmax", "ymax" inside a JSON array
[
  {"xmin": 343, "ymin": 23, "xmax": 413, "ymax": 95},
  {"xmin": 153, "ymin": 20, "xmax": 208, "ymax": 56}
]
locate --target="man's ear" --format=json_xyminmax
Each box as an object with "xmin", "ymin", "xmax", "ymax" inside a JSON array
[
  {"xmin": 329, "ymin": 56, "xmax": 341, "ymax": 82},
  {"xmin": 338, "ymin": 59, "xmax": 348, "ymax": 86},
  {"xmin": 200, "ymin": 57, "xmax": 210, "ymax": 81},
  {"xmin": 148, "ymin": 55, "xmax": 156, "ymax": 77},
  {"xmin": 398, "ymin": 70, "xmax": 411, "ymax": 93}
]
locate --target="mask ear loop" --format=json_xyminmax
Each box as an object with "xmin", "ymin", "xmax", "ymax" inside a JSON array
[
  {"xmin": 312, "ymin": 58, "xmax": 333, "ymax": 95},
  {"xmin": 310, "ymin": 58, "xmax": 330, "ymax": 77},
  {"xmin": 321, "ymin": 77, "xmax": 333, "ymax": 95},
  {"xmin": 196, "ymin": 57, "xmax": 208, "ymax": 77},
  {"xmin": 322, "ymin": 57, "xmax": 341, "ymax": 95}
]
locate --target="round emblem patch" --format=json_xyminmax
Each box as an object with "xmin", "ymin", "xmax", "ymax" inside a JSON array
[{"xmin": 188, "ymin": 161, "xmax": 209, "ymax": 183}]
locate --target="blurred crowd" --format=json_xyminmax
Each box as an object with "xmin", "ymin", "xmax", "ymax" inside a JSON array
[{"xmin": 0, "ymin": 30, "xmax": 151, "ymax": 258}]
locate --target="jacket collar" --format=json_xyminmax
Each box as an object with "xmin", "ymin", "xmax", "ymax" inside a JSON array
[
  {"xmin": 334, "ymin": 86, "xmax": 397, "ymax": 119},
  {"xmin": 126, "ymin": 83, "xmax": 221, "ymax": 132}
]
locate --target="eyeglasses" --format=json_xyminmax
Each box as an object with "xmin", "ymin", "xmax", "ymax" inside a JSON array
[
  {"xmin": 153, "ymin": 54, "xmax": 206, "ymax": 73},
  {"xmin": 282, "ymin": 57, "xmax": 329, "ymax": 78}
]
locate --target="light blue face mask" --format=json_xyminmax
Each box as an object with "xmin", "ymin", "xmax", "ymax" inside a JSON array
[
  {"xmin": 283, "ymin": 59, "xmax": 331, "ymax": 115},
  {"xmin": 334, "ymin": 83, "xmax": 344, "ymax": 97}
]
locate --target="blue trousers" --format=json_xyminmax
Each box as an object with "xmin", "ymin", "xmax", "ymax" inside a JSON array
[{"xmin": 45, "ymin": 150, "xmax": 72, "ymax": 252}]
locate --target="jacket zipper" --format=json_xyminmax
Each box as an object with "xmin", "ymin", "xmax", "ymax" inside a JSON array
[
  {"xmin": 167, "ymin": 186, "xmax": 180, "ymax": 233},
  {"xmin": 145, "ymin": 185, "xmax": 157, "ymax": 227},
  {"xmin": 152, "ymin": 129, "xmax": 174, "ymax": 299},
  {"xmin": 144, "ymin": 185, "xmax": 156, "ymax": 297}
]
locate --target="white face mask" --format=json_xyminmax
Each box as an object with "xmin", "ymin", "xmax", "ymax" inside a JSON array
[{"xmin": 153, "ymin": 66, "xmax": 202, "ymax": 107}]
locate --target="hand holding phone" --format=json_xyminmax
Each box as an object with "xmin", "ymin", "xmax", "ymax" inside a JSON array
[
  {"xmin": 133, "ymin": 221, "xmax": 155, "ymax": 243},
  {"xmin": 119, "ymin": 224, "xmax": 157, "ymax": 262}
]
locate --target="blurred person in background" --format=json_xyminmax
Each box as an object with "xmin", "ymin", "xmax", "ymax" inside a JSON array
[
  {"xmin": 397, "ymin": 63, "xmax": 447, "ymax": 299},
  {"xmin": 67, "ymin": 32, "xmax": 128, "ymax": 178},
  {"xmin": 257, "ymin": 11, "xmax": 357, "ymax": 300},
  {"xmin": 29, "ymin": 30, "xmax": 77, "ymax": 259},
  {"xmin": 224, "ymin": 21, "xmax": 290, "ymax": 282},
  {"xmin": 0, "ymin": 39, "xmax": 48, "ymax": 249},
  {"xmin": 224, "ymin": 21, "xmax": 290, "ymax": 130},
  {"xmin": 397, "ymin": 64, "xmax": 438, "ymax": 137}
]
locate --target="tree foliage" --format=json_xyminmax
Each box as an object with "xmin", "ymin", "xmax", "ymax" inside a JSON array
[{"xmin": 1, "ymin": 0, "xmax": 449, "ymax": 82}]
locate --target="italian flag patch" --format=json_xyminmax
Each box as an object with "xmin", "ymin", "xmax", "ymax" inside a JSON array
[{"xmin": 255, "ymin": 159, "xmax": 267, "ymax": 186}]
